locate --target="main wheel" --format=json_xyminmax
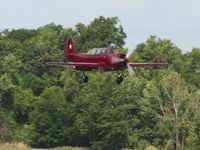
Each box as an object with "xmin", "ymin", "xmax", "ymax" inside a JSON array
[
  {"xmin": 116, "ymin": 76, "xmax": 123, "ymax": 84},
  {"xmin": 82, "ymin": 75, "xmax": 89, "ymax": 83}
]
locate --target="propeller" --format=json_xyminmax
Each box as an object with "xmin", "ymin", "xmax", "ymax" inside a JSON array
[
  {"xmin": 126, "ymin": 48, "xmax": 135, "ymax": 76},
  {"xmin": 127, "ymin": 63, "xmax": 135, "ymax": 76},
  {"xmin": 126, "ymin": 48, "xmax": 134, "ymax": 59},
  {"xmin": 111, "ymin": 48, "xmax": 135, "ymax": 76}
]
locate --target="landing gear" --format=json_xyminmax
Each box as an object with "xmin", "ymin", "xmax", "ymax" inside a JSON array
[
  {"xmin": 116, "ymin": 76, "xmax": 123, "ymax": 84},
  {"xmin": 82, "ymin": 75, "xmax": 89, "ymax": 83},
  {"xmin": 81, "ymin": 72, "xmax": 89, "ymax": 83},
  {"xmin": 116, "ymin": 71, "xmax": 124, "ymax": 84}
]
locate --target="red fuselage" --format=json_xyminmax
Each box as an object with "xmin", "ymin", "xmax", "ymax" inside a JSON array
[{"xmin": 67, "ymin": 50, "xmax": 127, "ymax": 71}]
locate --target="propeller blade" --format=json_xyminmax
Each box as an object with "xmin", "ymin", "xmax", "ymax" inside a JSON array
[
  {"xmin": 127, "ymin": 63, "xmax": 135, "ymax": 76},
  {"xmin": 126, "ymin": 48, "xmax": 134, "ymax": 58}
]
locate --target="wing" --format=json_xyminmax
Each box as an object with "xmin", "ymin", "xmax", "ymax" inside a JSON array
[
  {"xmin": 46, "ymin": 62, "xmax": 106, "ymax": 67},
  {"xmin": 128, "ymin": 62, "xmax": 167, "ymax": 67}
]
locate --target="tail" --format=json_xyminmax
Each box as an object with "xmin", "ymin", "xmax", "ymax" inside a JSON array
[{"xmin": 64, "ymin": 37, "xmax": 77, "ymax": 60}]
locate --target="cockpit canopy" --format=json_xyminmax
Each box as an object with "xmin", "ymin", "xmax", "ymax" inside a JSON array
[{"xmin": 87, "ymin": 48, "xmax": 113, "ymax": 55}]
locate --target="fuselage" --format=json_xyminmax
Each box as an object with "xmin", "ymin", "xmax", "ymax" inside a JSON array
[{"xmin": 67, "ymin": 49, "xmax": 127, "ymax": 71}]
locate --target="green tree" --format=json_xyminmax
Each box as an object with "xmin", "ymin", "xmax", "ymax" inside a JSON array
[
  {"xmin": 158, "ymin": 72, "xmax": 190, "ymax": 150},
  {"xmin": 0, "ymin": 54, "xmax": 23, "ymax": 107},
  {"xmin": 5, "ymin": 29, "xmax": 38, "ymax": 43},
  {"xmin": 13, "ymin": 89, "xmax": 37, "ymax": 123},
  {"xmin": 0, "ymin": 39, "xmax": 22, "ymax": 60},
  {"xmin": 29, "ymin": 86, "xmax": 69, "ymax": 148},
  {"xmin": 74, "ymin": 16, "xmax": 127, "ymax": 52},
  {"xmin": 70, "ymin": 72, "xmax": 130, "ymax": 150},
  {"xmin": 181, "ymin": 48, "xmax": 200, "ymax": 88},
  {"xmin": 131, "ymin": 36, "xmax": 183, "ymax": 79},
  {"xmin": 0, "ymin": 74, "xmax": 16, "ymax": 142},
  {"xmin": 184, "ymin": 90, "xmax": 200, "ymax": 149}
]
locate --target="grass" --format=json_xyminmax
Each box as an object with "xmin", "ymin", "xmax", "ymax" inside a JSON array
[{"xmin": 0, "ymin": 143, "xmax": 89, "ymax": 150}]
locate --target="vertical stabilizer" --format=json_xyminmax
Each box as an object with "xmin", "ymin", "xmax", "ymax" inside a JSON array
[{"xmin": 64, "ymin": 37, "xmax": 77, "ymax": 60}]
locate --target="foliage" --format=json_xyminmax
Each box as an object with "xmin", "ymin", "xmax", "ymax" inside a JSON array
[
  {"xmin": 0, "ymin": 16, "xmax": 199, "ymax": 150},
  {"xmin": 29, "ymin": 86, "xmax": 68, "ymax": 148},
  {"xmin": 74, "ymin": 16, "xmax": 127, "ymax": 52}
]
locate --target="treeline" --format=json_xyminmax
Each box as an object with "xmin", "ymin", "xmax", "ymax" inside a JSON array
[{"xmin": 0, "ymin": 16, "xmax": 200, "ymax": 150}]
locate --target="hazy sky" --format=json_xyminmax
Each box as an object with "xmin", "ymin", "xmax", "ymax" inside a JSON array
[{"xmin": 1, "ymin": 0, "xmax": 200, "ymax": 52}]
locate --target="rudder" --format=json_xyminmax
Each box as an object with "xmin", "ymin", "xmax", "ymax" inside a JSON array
[{"xmin": 64, "ymin": 37, "xmax": 77, "ymax": 60}]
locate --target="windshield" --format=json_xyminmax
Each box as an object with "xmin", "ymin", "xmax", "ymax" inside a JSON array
[{"xmin": 87, "ymin": 48, "xmax": 110, "ymax": 55}]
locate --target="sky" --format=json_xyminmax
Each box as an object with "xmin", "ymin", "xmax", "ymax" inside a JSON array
[{"xmin": 0, "ymin": 0, "xmax": 200, "ymax": 52}]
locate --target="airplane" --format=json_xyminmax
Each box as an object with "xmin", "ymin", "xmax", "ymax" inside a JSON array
[{"xmin": 46, "ymin": 37, "xmax": 167, "ymax": 84}]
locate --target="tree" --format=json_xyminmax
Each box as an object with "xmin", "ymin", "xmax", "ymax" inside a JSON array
[
  {"xmin": 0, "ymin": 74, "xmax": 16, "ymax": 142},
  {"xmin": 158, "ymin": 71, "xmax": 191, "ymax": 150},
  {"xmin": 5, "ymin": 29, "xmax": 38, "ymax": 43},
  {"xmin": 132, "ymin": 36, "xmax": 182, "ymax": 63},
  {"xmin": 181, "ymin": 48, "xmax": 200, "ymax": 88},
  {"xmin": 19, "ymin": 24, "xmax": 63, "ymax": 76},
  {"xmin": 0, "ymin": 38, "xmax": 22, "ymax": 60},
  {"xmin": 74, "ymin": 16, "xmax": 127, "ymax": 52},
  {"xmin": 29, "ymin": 86, "xmax": 69, "ymax": 148},
  {"xmin": 131, "ymin": 36, "xmax": 183, "ymax": 79},
  {"xmin": 184, "ymin": 90, "xmax": 200, "ymax": 149},
  {"xmin": 1, "ymin": 54, "xmax": 23, "ymax": 75},
  {"xmin": 13, "ymin": 89, "xmax": 37, "ymax": 123}
]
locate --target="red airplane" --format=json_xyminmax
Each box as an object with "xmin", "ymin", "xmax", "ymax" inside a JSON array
[{"xmin": 46, "ymin": 37, "xmax": 167, "ymax": 84}]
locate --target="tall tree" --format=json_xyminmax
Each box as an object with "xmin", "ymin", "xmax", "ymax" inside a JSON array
[
  {"xmin": 159, "ymin": 72, "xmax": 190, "ymax": 150},
  {"xmin": 74, "ymin": 16, "xmax": 127, "ymax": 52},
  {"xmin": 29, "ymin": 86, "xmax": 68, "ymax": 147},
  {"xmin": 181, "ymin": 48, "xmax": 200, "ymax": 88},
  {"xmin": 131, "ymin": 36, "xmax": 183, "ymax": 79}
]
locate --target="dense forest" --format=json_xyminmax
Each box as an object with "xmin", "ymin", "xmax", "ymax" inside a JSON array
[{"xmin": 0, "ymin": 16, "xmax": 199, "ymax": 150}]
